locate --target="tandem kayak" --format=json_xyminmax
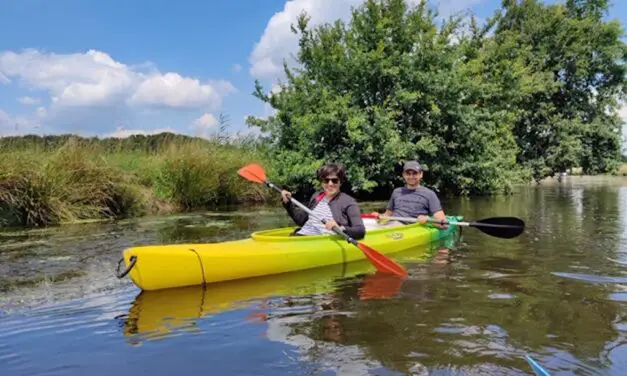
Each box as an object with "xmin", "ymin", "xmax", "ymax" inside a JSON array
[{"xmin": 116, "ymin": 215, "xmax": 462, "ymax": 291}]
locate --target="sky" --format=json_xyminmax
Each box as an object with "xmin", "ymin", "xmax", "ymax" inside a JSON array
[{"xmin": 0, "ymin": 0, "xmax": 626, "ymax": 143}]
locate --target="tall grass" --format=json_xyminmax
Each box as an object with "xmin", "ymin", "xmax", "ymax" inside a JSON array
[{"xmin": 0, "ymin": 133, "xmax": 274, "ymax": 228}]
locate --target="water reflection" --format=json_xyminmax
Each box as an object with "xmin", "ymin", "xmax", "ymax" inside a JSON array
[
  {"xmin": 1, "ymin": 176, "xmax": 627, "ymax": 375},
  {"xmin": 119, "ymin": 239, "xmax": 452, "ymax": 345}
]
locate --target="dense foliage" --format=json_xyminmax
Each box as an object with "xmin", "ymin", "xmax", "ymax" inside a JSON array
[
  {"xmin": 0, "ymin": 134, "xmax": 272, "ymax": 227},
  {"xmin": 246, "ymin": 0, "xmax": 627, "ymax": 196},
  {"xmin": 1, "ymin": 0, "xmax": 626, "ymax": 227}
]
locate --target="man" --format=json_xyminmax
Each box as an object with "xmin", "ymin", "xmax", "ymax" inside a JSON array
[{"xmin": 370, "ymin": 160, "xmax": 447, "ymax": 228}]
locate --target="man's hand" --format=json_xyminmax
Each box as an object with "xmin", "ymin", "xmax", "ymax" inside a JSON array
[{"xmin": 431, "ymin": 210, "xmax": 448, "ymax": 229}]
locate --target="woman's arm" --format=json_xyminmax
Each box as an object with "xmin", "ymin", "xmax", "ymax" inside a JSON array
[
  {"xmin": 341, "ymin": 201, "xmax": 366, "ymax": 240},
  {"xmin": 282, "ymin": 192, "xmax": 313, "ymax": 226}
]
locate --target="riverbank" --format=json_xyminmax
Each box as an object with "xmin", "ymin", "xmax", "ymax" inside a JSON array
[
  {"xmin": 0, "ymin": 135, "xmax": 275, "ymax": 228},
  {"xmin": 2, "ymin": 134, "xmax": 626, "ymax": 229}
]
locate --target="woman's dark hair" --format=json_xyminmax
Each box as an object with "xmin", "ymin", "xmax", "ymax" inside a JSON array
[{"xmin": 317, "ymin": 162, "xmax": 346, "ymax": 182}]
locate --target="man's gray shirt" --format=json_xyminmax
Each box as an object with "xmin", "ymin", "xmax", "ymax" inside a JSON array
[{"xmin": 386, "ymin": 186, "xmax": 442, "ymax": 218}]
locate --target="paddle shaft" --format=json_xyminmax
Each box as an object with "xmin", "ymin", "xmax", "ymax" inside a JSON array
[
  {"xmin": 264, "ymin": 180, "xmax": 357, "ymax": 245},
  {"xmin": 380, "ymin": 216, "xmax": 520, "ymax": 229}
]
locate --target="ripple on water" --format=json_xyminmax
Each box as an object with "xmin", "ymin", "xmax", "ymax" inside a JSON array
[
  {"xmin": 487, "ymin": 293, "xmax": 515, "ymax": 300},
  {"xmin": 1, "ymin": 183, "xmax": 626, "ymax": 375},
  {"xmin": 552, "ymin": 272, "xmax": 627, "ymax": 284}
]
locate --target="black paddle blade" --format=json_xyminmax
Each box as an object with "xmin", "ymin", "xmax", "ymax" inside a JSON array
[{"xmin": 470, "ymin": 217, "xmax": 525, "ymax": 239}]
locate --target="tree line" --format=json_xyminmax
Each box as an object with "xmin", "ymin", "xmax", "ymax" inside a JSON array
[
  {"xmin": 2, "ymin": 0, "xmax": 625, "ymax": 201},
  {"xmin": 246, "ymin": 0, "xmax": 627, "ymax": 196}
]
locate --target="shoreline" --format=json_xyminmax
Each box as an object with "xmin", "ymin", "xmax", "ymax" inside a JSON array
[
  {"xmin": 1, "ymin": 135, "xmax": 625, "ymax": 230},
  {"xmin": 2, "ymin": 172, "xmax": 626, "ymax": 232}
]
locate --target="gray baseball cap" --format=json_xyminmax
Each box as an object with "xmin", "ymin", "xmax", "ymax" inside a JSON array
[{"xmin": 403, "ymin": 160, "xmax": 422, "ymax": 172}]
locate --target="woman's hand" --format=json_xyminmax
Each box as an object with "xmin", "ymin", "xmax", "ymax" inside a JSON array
[
  {"xmin": 280, "ymin": 190, "xmax": 292, "ymax": 204},
  {"xmin": 417, "ymin": 215, "xmax": 429, "ymax": 224},
  {"xmin": 324, "ymin": 219, "xmax": 340, "ymax": 231}
]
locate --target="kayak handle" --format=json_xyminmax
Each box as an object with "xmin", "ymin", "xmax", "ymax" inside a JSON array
[{"xmin": 116, "ymin": 255, "xmax": 137, "ymax": 279}]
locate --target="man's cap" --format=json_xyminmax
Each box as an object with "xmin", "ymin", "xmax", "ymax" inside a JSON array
[{"xmin": 403, "ymin": 160, "xmax": 422, "ymax": 172}]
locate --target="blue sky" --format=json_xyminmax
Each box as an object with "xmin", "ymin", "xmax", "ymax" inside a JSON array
[{"xmin": 0, "ymin": 0, "xmax": 626, "ymax": 142}]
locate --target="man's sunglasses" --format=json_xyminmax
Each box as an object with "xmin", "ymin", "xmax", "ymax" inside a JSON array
[{"xmin": 321, "ymin": 178, "xmax": 340, "ymax": 184}]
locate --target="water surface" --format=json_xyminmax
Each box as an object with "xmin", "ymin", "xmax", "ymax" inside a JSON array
[{"xmin": 1, "ymin": 176, "xmax": 626, "ymax": 375}]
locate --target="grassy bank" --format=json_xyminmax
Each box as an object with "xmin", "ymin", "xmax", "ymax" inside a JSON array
[{"xmin": 0, "ymin": 134, "xmax": 275, "ymax": 228}]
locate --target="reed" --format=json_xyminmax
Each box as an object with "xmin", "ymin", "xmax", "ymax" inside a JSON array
[{"xmin": 0, "ymin": 133, "xmax": 274, "ymax": 227}]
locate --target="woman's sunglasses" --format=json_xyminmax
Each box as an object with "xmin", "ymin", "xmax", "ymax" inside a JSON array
[{"xmin": 321, "ymin": 178, "xmax": 340, "ymax": 184}]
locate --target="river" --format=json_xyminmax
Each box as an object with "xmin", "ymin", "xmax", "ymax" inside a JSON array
[{"xmin": 1, "ymin": 175, "xmax": 626, "ymax": 375}]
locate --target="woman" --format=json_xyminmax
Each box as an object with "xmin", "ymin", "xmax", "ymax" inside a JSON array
[{"xmin": 281, "ymin": 162, "xmax": 366, "ymax": 239}]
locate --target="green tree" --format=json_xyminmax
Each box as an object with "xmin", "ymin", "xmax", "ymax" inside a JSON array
[
  {"xmin": 247, "ymin": 0, "xmax": 523, "ymax": 197},
  {"xmin": 492, "ymin": 0, "xmax": 627, "ymax": 181}
]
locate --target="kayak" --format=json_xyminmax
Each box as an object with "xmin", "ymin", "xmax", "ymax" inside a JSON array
[
  {"xmin": 121, "ymin": 236, "xmax": 453, "ymax": 341},
  {"xmin": 116, "ymin": 215, "xmax": 463, "ymax": 291}
]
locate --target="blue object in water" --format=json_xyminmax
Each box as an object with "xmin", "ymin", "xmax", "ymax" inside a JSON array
[{"xmin": 525, "ymin": 355, "xmax": 551, "ymax": 376}]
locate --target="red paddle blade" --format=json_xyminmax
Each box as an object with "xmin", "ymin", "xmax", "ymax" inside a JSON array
[
  {"xmin": 237, "ymin": 163, "xmax": 267, "ymax": 184},
  {"xmin": 357, "ymin": 242, "xmax": 408, "ymax": 277},
  {"xmin": 361, "ymin": 213, "xmax": 378, "ymax": 219},
  {"xmin": 359, "ymin": 272, "xmax": 404, "ymax": 300}
]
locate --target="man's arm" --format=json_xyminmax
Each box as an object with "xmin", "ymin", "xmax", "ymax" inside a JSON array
[
  {"xmin": 371, "ymin": 190, "xmax": 397, "ymax": 219},
  {"xmin": 431, "ymin": 209, "xmax": 448, "ymax": 229},
  {"xmin": 381, "ymin": 189, "xmax": 398, "ymax": 218},
  {"xmin": 429, "ymin": 190, "xmax": 447, "ymax": 228}
]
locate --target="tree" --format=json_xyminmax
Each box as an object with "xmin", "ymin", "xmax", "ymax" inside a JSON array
[
  {"xmin": 246, "ymin": 0, "xmax": 627, "ymax": 195},
  {"xmin": 492, "ymin": 0, "xmax": 627, "ymax": 181},
  {"xmin": 247, "ymin": 0, "xmax": 522, "ymax": 196}
]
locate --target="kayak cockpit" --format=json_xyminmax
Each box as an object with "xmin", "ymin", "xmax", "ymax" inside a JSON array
[{"xmin": 250, "ymin": 219, "xmax": 407, "ymax": 242}]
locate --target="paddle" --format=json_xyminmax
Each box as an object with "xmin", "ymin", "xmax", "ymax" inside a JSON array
[
  {"xmin": 525, "ymin": 355, "xmax": 551, "ymax": 376},
  {"xmin": 358, "ymin": 272, "xmax": 405, "ymax": 300},
  {"xmin": 237, "ymin": 163, "xmax": 408, "ymax": 277},
  {"xmin": 362, "ymin": 213, "xmax": 525, "ymax": 239}
]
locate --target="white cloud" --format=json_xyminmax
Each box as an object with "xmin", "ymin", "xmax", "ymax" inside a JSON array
[
  {"xmin": 249, "ymin": 0, "xmax": 488, "ymax": 82},
  {"xmin": 105, "ymin": 126, "xmax": 177, "ymax": 138},
  {"xmin": 232, "ymin": 63, "xmax": 242, "ymax": 72},
  {"xmin": 128, "ymin": 73, "xmax": 232, "ymax": 110},
  {"xmin": 192, "ymin": 113, "xmax": 218, "ymax": 128},
  {"xmin": 35, "ymin": 106, "xmax": 47, "ymax": 118},
  {"xmin": 0, "ymin": 48, "xmax": 237, "ymax": 136},
  {"xmin": 191, "ymin": 113, "xmax": 221, "ymax": 138},
  {"xmin": 0, "ymin": 49, "xmax": 235, "ymax": 110},
  {"xmin": 17, "ymin": 96, "xmax": 40, "ymax": 105},
  {"xmin": 249, "ymin": 0, "xmax": 364, "ymax": 80},
  {"xmin": 270, "ymin": 83, "xmax": 283, "ymax": 95},
  {"xmin": 0, "ymin": 49, "xmax": 134, "ymax": 108},
  {"xmin": 619, "ymin": 101, "xmax": 627, "ymax": 119}
]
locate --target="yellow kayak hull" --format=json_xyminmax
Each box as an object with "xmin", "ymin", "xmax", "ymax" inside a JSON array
[
  {"xmin": 119, "ymin": 215, "xmax": 462, "ymax": 291},
  {"xmin": 122, "ymin": 239, "xmax": 452, "ymax": 342}
]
